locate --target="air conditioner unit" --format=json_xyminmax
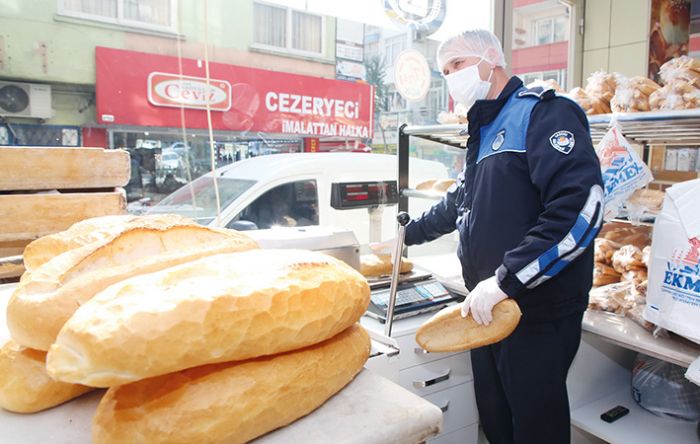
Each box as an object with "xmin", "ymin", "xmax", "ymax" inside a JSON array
[{"xmin": 0, "ymin": 81, "xmax": 52, "ymax": 119}]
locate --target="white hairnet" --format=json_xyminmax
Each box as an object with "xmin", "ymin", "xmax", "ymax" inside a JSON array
[{"xmin": 436, "ymin": 29, "xmax": 506, "ymax": 72}]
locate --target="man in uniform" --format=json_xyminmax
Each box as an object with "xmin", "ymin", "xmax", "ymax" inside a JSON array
[{"xmin": 377, "ymin": 30, "xmax": 604, "ymax": 443}]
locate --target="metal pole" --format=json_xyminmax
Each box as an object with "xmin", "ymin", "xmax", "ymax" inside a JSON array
[
  {"xmin": 384, "ymin": 211, "xmax": 411, "ymax": 337},
  {"xmin": 398, "ymin": 124, "xmax": 409, "ymax": 214}
]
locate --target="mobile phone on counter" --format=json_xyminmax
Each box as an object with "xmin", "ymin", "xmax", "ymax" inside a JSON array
[{"xmin": 600, "ymin": 405, "xmax": 630, "ymax": 423}]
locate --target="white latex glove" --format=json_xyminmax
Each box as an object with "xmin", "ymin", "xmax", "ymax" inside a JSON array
[
  {"xmin": 369, "ymin": 238, "xmax": 398, "ymax": 261},
  {"xmin": 461, "ymin": 275, "xmax": 509, "ymax": 325}
]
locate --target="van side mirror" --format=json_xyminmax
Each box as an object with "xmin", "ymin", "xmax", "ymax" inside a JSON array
[{"xmin": 228, "ymin": 220, "xmax": 258, "ymax": 231}]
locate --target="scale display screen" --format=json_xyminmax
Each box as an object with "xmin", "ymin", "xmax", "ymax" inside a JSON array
[{"xmin": 330, "ymin": 181, "xmax": 399, "ymax": 209}]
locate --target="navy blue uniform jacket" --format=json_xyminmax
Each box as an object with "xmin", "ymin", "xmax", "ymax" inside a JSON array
[{"xmin": 405, "ymin": 77, "xmax": 604, "ymax": 322}]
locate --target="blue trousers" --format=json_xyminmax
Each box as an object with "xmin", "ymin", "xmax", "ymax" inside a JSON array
[{"xmin": 471, "ymin": 311, "xmax": 584, "ymax": 444}]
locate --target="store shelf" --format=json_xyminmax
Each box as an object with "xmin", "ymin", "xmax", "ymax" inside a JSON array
[
  {"xmin": 402, "ymin": 188, "xmax": 447, "ymax": 201},
  {"xmin": 571, "ymin": 387, "xmax": 698, "ymax": 444},
  {"xmin": 582, "ymin": 310, "xmax": 700, "ymax": 368},
  {"xmin": 401, "ymin": 124, "xmax": 469, "ymax": 149},
  {"xmin": 588, "ymin": 109, "xmax": 700, "ymax": 146}
]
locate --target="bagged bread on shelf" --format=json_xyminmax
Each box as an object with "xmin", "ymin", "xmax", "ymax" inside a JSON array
[
  {"xmin": 642, "ymin": 245, "xmax": 651, "ymax": 268},
  {"xmin": 658, "ymin": 55, "xmax": 700, "ymax": 85},
  {"xmin": 437, "ymin": 103, "xmax": 469, "ymax": 124},
  {"xmin": 92, "ymin": 324, "xmax": 370, "ymax": 444},
  {"xmin": 567, "ymin": 87, "xmax": 611, "ymax": 115},
  {"xmin": 594, "ymin": 238, "xmax": 622, "ymax": 265},
  {"xmin": 584, "ymin": 71, "xmax": 617, "ymax": 109},
  {"xmin": 588, "ymin": 281, "xmax": 634, "ymax": 314},
  {"xmin": 0, "ymin": 340, "xmax": 92, "ymax": 413},
  {"xmin": 8, "ymin": 218, "xmax": 258, "ymax": 351},
  {"xmin": 600, "ymin": 222, "xmax": 652, "ymax": 249},
  {"xmin": 360, "ymin": 253, "xmax": 413, "ymax": 277},
  {"xmin": 415, "ymin": 299, "xmax": 521, "ymax": 353},
  {"xmin": 47, "ymin": 249, "xmax": 370, "ymax": 387},
  {"xmin": 626, "ymin": 189, "xmax": 666, "ymax": 215},
  {"xmin": 594, "ymin": 262, "xmax": 621, "ymax": 287},
  {"xmin": 612, "ymin": 245, "xmax": 646, "ymax": 273},
  {"xmin": 22, "ymin": 214, "xmax": 192, "ymax": 272},
  {"xmin": 649, "ymin": 79, "xmax": 700, "ymax": 110},
  {"xmin": 610, "ymin": 76, "xmax": 661, "ymax": 113},
  {"xmin": 626, "ymin": 304, "xmax": 655, "ymax": 331}
]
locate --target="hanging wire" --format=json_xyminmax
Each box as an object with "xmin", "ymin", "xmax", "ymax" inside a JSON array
[
  {"xmin": 202, "ymin": 0, "xmax": 222, "ymax": 224},
  {"xmin": 175, "ymin": 25, "xmax": 197, "ymax": 209}
]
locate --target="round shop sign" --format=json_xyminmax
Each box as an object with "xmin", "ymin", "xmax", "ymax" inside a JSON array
[{"xmin": 394, "ymin": 49, "xmax": 431, "ymax": 103}]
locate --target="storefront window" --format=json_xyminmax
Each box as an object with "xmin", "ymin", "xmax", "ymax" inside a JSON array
[
  {"xmin": 253, "ymin": 2, "xmax": 324, "ymax": 55},
  {"xmin": 253, "ymin": 3, "xmax": 288, "ymax": 48},
  {"xmin": 58, "ymin": 0, "xmax": 174, "ymax": 30}
]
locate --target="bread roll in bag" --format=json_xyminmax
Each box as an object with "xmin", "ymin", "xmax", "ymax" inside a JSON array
[
  {"xmin": 22, "ymin": 214, "xmax": 193, "ymax": 271},
  {"xmin": 47, "ymin": 249, "xmax": 370, "ymax": 387},
  {"xmin": 92, "ymin": 324, "xmax": 369, "ymax": 444},
  {"xmin": 415, "ymin": 300, "xmax": 522, "ymax": 353},
  {"xmin": 0, "ymin": 340, "xmax": 92, "ymax": 413},
  {"xmin": 8, "ymin": 222, "xmax": 257, "ymax": 351}
]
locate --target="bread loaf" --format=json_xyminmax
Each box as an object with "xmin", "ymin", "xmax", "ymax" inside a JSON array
[
  {"xmin": 22, "ymin": 214, "xmax": 192, "ymax": 271},
  {"xmin": 47, "ymin": 249, "xmax": 370, "ymax": 387},
  {"xmin": 92, "ymin": 324, "xmax": 370, "ymax": 444},
  {"xmin": 0, "ymin": 340, "xmax": 92, "ymax": 413},
  {"xmin": 415, "ymin": 179, "xmax": 437, "ymax": 190},
  {"xmin": 415, "ymin": 300, "xmax": 521, "ymax": 353},
  {"xmin": 432, "ymin": 179, "xmax": 456, "ymax": 192},
  {"xmin": 8, "ymin": 222, "xmax": 257, "ymax": 351},
  {"xmin": 360, "ymin": 253, "xmax": 413, "ymax": 277}
]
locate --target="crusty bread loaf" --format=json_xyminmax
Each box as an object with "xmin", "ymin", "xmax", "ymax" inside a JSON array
[
  {"xmin": 432, "ymin": 179, "xmax": 456, "ymax": 192},
  {"xmin": 8, "ymin": 223, "xmax": 257, "ymax": 351},
  {"xmin": 415, "ymin": 300, "xmax": 522, "ymax": 353},
  {"xmin": 22, "ymin": 214, "xmax": 193, "ymax": 271},
  {"xmin": 415, "ymin": 179, "xmax": 437, "ymax": 191},
  {"xmin": 360, "ymin": 253, "xmax": 413, "ymax": 277},
  {"xmin": 92, "ymin": 324, "xmax": 370, "ymax": 444},
  {"xmin": 47, "ymin": 249, "xmax": 370, "ymax": 387},
  {"xmin": 0, "ymin": 340, "xmax": 92, "ymax": 413}
]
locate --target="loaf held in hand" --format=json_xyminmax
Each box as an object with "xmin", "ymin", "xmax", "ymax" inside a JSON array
[
  {"xmin": 8, "ymin": 220, "xmax": 257, "ymax": 351},
  {"xmin": 47, "ymin": 249, "xmax": 370, "ymax": 387},
  {"xmin": 415, "ymin": 300, "xmax": 522, "ymax": 353},
  {"xmin": 92, "ymin": 324, "xmax": 370, "ymax": 444},
  {"xmin": 0, "ymin": 340, "xmax": 92, "ymax": 413}
]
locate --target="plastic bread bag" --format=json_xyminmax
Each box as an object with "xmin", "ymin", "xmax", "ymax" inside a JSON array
[
  {"xmin": 595, "ymin": 238, "xmax": 622, "ymax": 265},
  {"xmin": 526, "ymin": 79, "xmax": 564, "ymax": 93},
  {"xmin": 595, "ymin": 125, "xmax": 653, "ymax": 220},
  {"xmin": 612, "ymin": 244, "xmax": 645, "ymax": 274},
  {"xmin": 585, "ymin": 71, "xmax": 617, "ymax": 104},
  {"xmin": 588, "ymin": 281, "xmax": 633, "ymax": 314},
  {"xmin": 632, "ymin": 353, "xmax": 700, "ymax": 421},
  {"xmin": 658, "ymin": 56, "xmax": 700, "ymax": 85},
  {"xmin": 626, "ymin": 303, "xmax": 655, "ymax": 332},
  {"xmin": 610, "ymin": 75, "xmax": 661, "ymax": 113},
  {"xmin": 566, "ymin": 87, "xmax": 611, "ymax": 115},
  {"xmin": 649, "ymin": 79, "xmax": 700, "ymax": 110}
]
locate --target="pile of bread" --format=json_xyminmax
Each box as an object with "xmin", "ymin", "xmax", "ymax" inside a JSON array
[
  {"xmin": 567, "ymin": 56, "xmax": 700, "ymax": 114},
  {"xmin": 1, "ymin": 214, "xmax": 371, "ymax": 443},
  {"xmin": 590, "ymin": 222, "xmax": 653, "ymax": 330}
]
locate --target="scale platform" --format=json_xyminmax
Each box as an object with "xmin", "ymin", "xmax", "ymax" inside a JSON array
[{"xmin": 366, "ymin": 266, "xmax": 463, "ymax": 323}]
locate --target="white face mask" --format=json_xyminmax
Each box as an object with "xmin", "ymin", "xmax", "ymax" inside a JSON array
[{"xmin": 445, "ymin": 58, "xmax": 493, "ymax": 109}]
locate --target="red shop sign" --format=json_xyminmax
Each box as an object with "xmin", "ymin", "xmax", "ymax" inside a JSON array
[{"xmin": 96, "ymin": 47, "xmax": 374, "ymax": 138}]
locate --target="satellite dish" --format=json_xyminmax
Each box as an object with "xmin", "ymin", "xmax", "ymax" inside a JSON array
[{"xmin": 0, "ymin": 85, "xmax": 30, "ymax": 113}]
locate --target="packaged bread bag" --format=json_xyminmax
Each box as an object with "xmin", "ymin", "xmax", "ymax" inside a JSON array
[
  {"xmin": 644, "ymin": 179, "xmax": 700, "ymax": 344},
  {"xmin": 595, "ymin": 125, "xmax": 653, "ymax": 220}
]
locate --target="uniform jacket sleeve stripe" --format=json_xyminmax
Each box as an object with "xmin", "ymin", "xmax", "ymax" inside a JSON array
[{"xmin": 515, "ymin": 184, "xmax": 604, "ymax": 288}]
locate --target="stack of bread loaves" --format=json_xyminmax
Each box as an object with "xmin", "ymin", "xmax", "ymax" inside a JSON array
[
  {"xmin": 590, "ymin": 223, "xmax": 654, "ymax": 330},
  {"xmin": 2, "ymin": 214, "xmax": 372, "ymax": 443},
  {"xmin": 610, "ymin": 76, "xmax": 661, "ymax": 113}
]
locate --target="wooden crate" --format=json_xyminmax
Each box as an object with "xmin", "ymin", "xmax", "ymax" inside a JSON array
[
  {"xmin": 0, "ymin": 189, "xmax": 126, "ymax": 243},
  {"xmin": 0, "ymin": 147, "xmax": 130, "ymax": 191}
]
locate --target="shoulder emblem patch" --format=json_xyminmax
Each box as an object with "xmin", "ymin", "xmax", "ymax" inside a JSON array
[
  {"xmin": 492, "ymin": 129, "xmax": 506, "ymax": 151},
  {"xmin": 549, "ymin": 130, "xmax": 575, "ymax": 154}
]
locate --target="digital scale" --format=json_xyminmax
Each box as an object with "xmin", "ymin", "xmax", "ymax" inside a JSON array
[{"xmin": 365, "ymin": 268, "xmax": 464, "ymax": 323}]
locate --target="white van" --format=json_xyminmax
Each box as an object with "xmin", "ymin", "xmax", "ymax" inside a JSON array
[{"xmin": 149, "ymin": 152, "xmax": 448, "ymax": 244}]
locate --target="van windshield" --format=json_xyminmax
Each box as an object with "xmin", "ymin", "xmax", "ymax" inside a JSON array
[{"xmin": 149, "ymin": 176, "xmax": 256, "ymax": 224}]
